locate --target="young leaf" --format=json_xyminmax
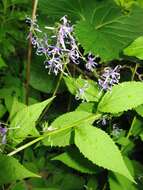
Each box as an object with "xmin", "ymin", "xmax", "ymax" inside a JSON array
[
  {"xmin": 75, "ymin": 3, "xmax": 143, "ymax": 61},
  {"xmin": 0, "ymin": 154, "xmax": 39, "ymax": 185},
  {"xmin": 52, "ymin": 147, "xmax": 98, "ymax": 174},
  {"xmin": 75, "ymin": 124, "xmax": 134, "ymax": 182},
  {"xmin": 124, "ymin": 36, "xmax": 143, "ymax": 60},
  {"xmin": 43, "ymin": 111, "xmax": 100, "ymax": 147},
  {"xmin": 98, "ymin": 82, "xmax": 143, "ymax": 113},
  {"xmin": 9, "ymin": 97, "xmax": 54, "ymax": 146}
]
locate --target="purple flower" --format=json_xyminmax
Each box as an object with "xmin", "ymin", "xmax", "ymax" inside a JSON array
[
  {"xmin": 57, "ymin": 16, "xmax": 74, "ymax": 51},
  {"xmin": 0, "ymin": 126, "xmax": 7, "ymax": 144},
  {"xmin": 44, "ymin": 57, "xmax": 64, "ymax": 75},
  {"xmin": 69, "ymin": 48, "xmax": 80, "ymax": 64},
  {"xmin": 31, "ymin": 36, "xmax": 38, "ymax": 47},
  {"xmin": 86, "ymin": 54, "xmax": 98, "ymax": 71},
  {"xmin": 98, "ymin": 65, "xmax": 121, "ymax": 91}
]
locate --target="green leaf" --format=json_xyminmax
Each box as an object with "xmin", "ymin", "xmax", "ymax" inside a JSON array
[
  {"xmin": 109, "ymin": 158, "xmax": 141, "ymax": 190},
  {"xmin": 86, "ymin": 176, "xmax": 98, "ymax": 190},
  {"xmin": 43, "ymin": 111, "xmax": 99, "ymax": 147},
  {"xmin": 75, "ymin": 124, "xmax": 134, "ymax": 182},
  {"xmin": 0, "ymin": 154, "xmax": 39, "ymax": 185},
  {"xmin": 9, "ymin": 97, "xmax": 54, "ymax": 145},
  {"xmin": 39, "ymin": 0, "xmax": 97, "ymax": 21},
  {"xmin": 76, "ymin": 102, "xmax": 97, "ymax": 113},
  {"xmin": 64, "ymin": 76, "xmax": 101, "ymax": 102},
  {"xmin": 75, "ymin": 3, "xmax": 143, "ymax": 61},
  {"xmin": 135, "ymin": 104, "xmax": 143, "ymax": 117},
  {"xmin": 9, "ymin": 98, "xmax": 26, "ymax": 121},
  {"xmin": 10, "ymin": 181, "xmax": 27, "ymax": 190},
  {"xmin": 30, "ymin": 60, "xmax": 57, "ymax": 93},
  {"xmin": 52, "ymin": 147, "xmax": 98, "ymax": 174},
  {"xmin": 98, "ymin": 82, "xmax": 143, "ymax": 113},
  {"xmin": 124, "ymin": 36, "xmax": 143, "ymax": 60},
  {"xmin": 0, "ymin": 104, "xmax": 6, "ymax": 118},
  {"xmin": 129, "ymin": 117, "xmax": 143, "ymax": 136},
  {"xmin": 0, "ymin": 55, "xmax": 7, "ymax": 69}
]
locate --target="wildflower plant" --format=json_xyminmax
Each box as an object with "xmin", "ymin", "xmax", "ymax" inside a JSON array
[{"xmin": 1, "ymin": 0, "xmax": 143, "ymax": 189}]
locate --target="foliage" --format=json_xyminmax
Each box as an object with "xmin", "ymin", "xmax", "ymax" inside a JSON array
[{"xmin": 0, "ymin": 0, "xmax": 143, "ymax": 189}]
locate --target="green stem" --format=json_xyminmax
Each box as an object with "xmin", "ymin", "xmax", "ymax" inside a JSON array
[
  {"xmin": 131, "ymin": 63, "xmax": 138, "ymax": 81},
  {"xmin": 25, "ymin": 0, "xmax": 39, "ymax": 105},
  {"xmin": 8, "ymin": 113, "xmax": 101, "ymax": 156},
  {"xmin": 38, "ymin": 64, "xmax": 66, "ymax": 121}
]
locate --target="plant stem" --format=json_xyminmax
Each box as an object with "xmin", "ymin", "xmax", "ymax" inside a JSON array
[
  {"xmin": 8, "ymin": 113, "xmax": 101, "ymax": 156},
  {"xmin": 38, "ymin": 64, "xmax": 66, "ymax": 121},
  {"xmin": 131, "ymin": 63, "xmax": 138, "ymax": 81},
  {"xmin": 25, "ymin": 0, "xmax": 39, "ymax": 105}
]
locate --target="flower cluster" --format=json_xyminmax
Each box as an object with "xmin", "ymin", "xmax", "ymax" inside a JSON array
[
  {"xmin": 26, "ymin": 16, "xmax": 83, "ymax": 75},
  {"xmin": 98, "ymin": 65, "xmax": 121, "ymax": 91},
  {"xmin": 85, "ymin": 54, "xmax": 98, "ymax": 71},
  {"xmin": 26, "ymin": 16, "xmax": 98, "ymax": 76}
]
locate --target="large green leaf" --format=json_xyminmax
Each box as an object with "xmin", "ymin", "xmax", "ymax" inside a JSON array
[
  {"xmin": 124, "ymin": 36, "xmax": 143, "ymax": 60},
  {"xmin": 52, "ymin": 147, "xmax": 98, "ymax": 174},
  {"xmin": 0, "ymin": 154, "xmax": 39, "ymax": 185},
  {"xmin": 43, "ymin": 111, "xmax": 99, "ymax": 147},
  {"xmin": 75, "ymin": 124, "xmax": 134, "ymax": 182},
  {"xmin": 98, "ymin": 82, "xmax": 143, "ymax": 113},
  {"xmin": 40, "ymin": 0, "xmax": 143, "ymax": 61},
  {"xmin": 30, "ymin": 60, "xmax": 57, "ymax": 93},
  {"xmin": 9, "ymin": 97, "xmax": 54, "ymax": 145},
  {"xmin": 39, "ymin": 0, "xmax": 99, "ymax": 21},
  {"xmin": 75, "ymin": 3, "xmax": 143, "ymax": 61}
]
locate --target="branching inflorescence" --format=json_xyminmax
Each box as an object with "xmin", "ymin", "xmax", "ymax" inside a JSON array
[{"xmin": 26, "ymin": 16, "xmax": 121, "ymax": 99}]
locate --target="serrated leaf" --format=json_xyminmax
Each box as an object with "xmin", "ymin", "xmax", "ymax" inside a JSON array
[
  {"xmin": 98, "ymin": 82, "xmax": 143, "ymax": 113},
  {"xmin": 0, "ymin": 154, "xmax": 39, "ymax": 185},
  {"xmin": 9, "ymin": 97, "xmax": 54, "ymax": 146},
  {"xmin": 75, "ymin": 3, "xmax": 143, "ymax": 61},
  {"xmin": 75, "ymin": 124, "xmax": 134, "ymax": 182},
  {"xmin": 39, "ymin": 0, "xmax": 98, "ymax": 21},
  {"xmin": 64, "ymin": 76, "xmax": 101, "ymax": 102},
  {"xmin": 52, "ymin": 147, "xmax": 98, "ymax": 174},
  {"xmin": 43, "ymin": 111, "xmax": 99, "ymax": 147},
  {"xmin": 124, "ymin": 36, "xmax": 143, "ymax": 60}
]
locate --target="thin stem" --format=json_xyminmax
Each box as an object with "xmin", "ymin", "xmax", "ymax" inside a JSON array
[
  {"xmin": 25, "ymin": 0, "xmax": 39, "ymax": 105},
  {"xmin": 131, "ymin": 63, "xmax": 138, "ymax": 81},
  {"xmin": 8, "ymin": 113, "xmax": 102, "ymax": 156},
  {"xmin": 38, "ymin": 63, "xmax": 67, "ymax": 121}
]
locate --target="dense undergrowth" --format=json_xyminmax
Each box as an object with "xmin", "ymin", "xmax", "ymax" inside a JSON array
[{"xmin": 1, "ymin": 0, "xmax": 143, "ymax": 189}]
